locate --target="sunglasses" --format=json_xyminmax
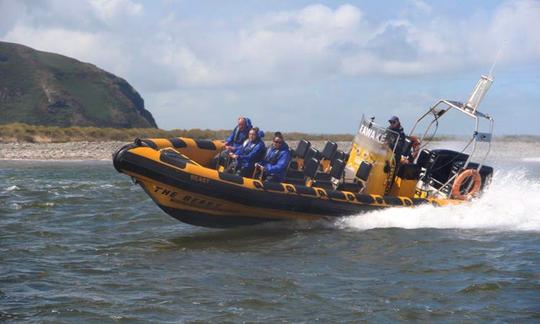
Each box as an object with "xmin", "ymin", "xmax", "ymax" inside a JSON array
[{"xmin": 273, "ymin": 140, "xmax": 283, "ymax": 144}]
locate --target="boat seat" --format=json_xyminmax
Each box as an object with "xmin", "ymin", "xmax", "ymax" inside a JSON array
[
  {"xmin": 296, "ymin": 139, "xmax": 311, "ymax": 159},
  {"xmin": 332, "ymin": 151, "xmax": 347, "ymax": 165},
  {"xmin": 303, "ymin": 157, "xmax": 320, "ymax": 180},
  {"xmin": 321, "ymin": 141, "xmax": 338, "ymax": 161},
  {"xmin": 313, "ymin": 159, "xmax": 346, "ymax": 189},
  {"xmin": 330, "ymin": 159, "xmax": 346, "ymax": 180},
  {"xmin": 304, "ymin": 147, "xmax": 321, "ymax": 163},
  {"xmin": 291, "ymin": 139, "xmax": 311, "ymax": 170},
  {"xmin": 287, "ymin": 148, "xmax": 299, "ymax": 170},
  {"xmin": 322, "ymin": 150, "xmax": 346, "ymax": 172}
]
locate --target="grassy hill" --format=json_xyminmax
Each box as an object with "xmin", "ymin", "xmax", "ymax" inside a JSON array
[{"xmin": 0, "ymin": 41, "xmax": 157, "ymax": 128}]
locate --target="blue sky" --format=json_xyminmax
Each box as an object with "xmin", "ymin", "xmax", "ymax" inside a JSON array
[{"xmin": 1, "ymin": 0, "xmax": 539, "ymax": 134}]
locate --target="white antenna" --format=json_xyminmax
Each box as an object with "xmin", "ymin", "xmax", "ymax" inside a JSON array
[{"xmin": 488, "ymin": 43, "xmax": 504, "ymax": 78}]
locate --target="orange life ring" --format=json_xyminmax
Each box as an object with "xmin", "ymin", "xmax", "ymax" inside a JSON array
[{"xmin": 451, "ymin": 169, "xmax": 482, "ymax": 200}]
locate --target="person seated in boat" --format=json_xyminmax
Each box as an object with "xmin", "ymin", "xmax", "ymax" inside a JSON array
[
  {"xmin": 228, "ymin": 127, "xmax": 266, "ymax": 177},
  {"xmin": 256, "ymin": 133, "xmax": 291, "ymax": 182},
  {"xmin": 212, "ymin": 117, "xmax": 252, "ymax": 168},
  {"xmin": 224, "ymin": 117, "xmax": 252, "ymax": 151}
]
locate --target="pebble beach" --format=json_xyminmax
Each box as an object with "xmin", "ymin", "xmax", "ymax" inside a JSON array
[
  {"xmin": 0, "ymin": 141, "xmax": 353, "ymax": 161},
  {"xmin": 0, "ymin": 142, "xmax": 127, "ymax": 160}
]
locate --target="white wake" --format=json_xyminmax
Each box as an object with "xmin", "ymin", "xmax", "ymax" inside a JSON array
[{"xmin": 336, "ymin": 170, "xmax": 540, "ymax": 232}]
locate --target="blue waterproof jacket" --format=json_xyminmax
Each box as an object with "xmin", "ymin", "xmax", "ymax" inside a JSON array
[
  {"xmin": 225, "ymin": 118, "xmax": 252, "ymax": 150},
  {"xmin": 234, "ymin": 138, "xmax": 266, "ymax": 169},
  {"xmin": 261, "ymin": 143, "xmax": 291, "ymax": 182}
]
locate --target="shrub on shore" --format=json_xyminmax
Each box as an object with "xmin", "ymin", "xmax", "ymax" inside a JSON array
[{"xmin": 0, "ymin": 123, "xmax": 355, "ymax": 143}]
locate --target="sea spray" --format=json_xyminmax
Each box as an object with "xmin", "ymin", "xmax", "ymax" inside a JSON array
[{"xmin": 336, "ymin": 170, "xmax": 540, "ymax": 232}]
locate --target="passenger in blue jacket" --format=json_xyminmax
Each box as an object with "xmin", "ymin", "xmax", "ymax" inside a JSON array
[
  {"xmin": 229, "ymin": 127, "xmax": 266, "ymax": 177},
  {"xmin": 224, "ymin": 117, "xmax": 251, "ymax": 152},
  {"xmin": 212, "ymin": 117, "xmax": 252, "ymax": 168},
  {"xmin": 257, "ymin": 134, "xmax": 291, "ymax": 182}
]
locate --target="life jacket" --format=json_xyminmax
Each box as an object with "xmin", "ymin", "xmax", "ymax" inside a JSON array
[
  {"xmin": 231, "ymin": 126, "xmax": 244, "ymax": 145},
  {"xmin": 241, "ymin": 139, "xmax": 259, "ymax": 154},
  {"xmin": 265, "ymin": 147, "xmax": 285, "ymax": 165}
]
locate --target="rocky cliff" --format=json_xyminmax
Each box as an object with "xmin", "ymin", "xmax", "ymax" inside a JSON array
[{"xmin": 0, "ymin": 41, "xmax": 157, "ymax": 128}]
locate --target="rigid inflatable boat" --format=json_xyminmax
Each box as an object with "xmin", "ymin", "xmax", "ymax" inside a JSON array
[{"xmin": 113, "ymin": 75, "xmax": 495, "ymax": 228}]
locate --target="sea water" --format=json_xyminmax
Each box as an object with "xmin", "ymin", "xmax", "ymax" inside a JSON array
[{"xmin": 1, "ymin": 142, "xmax": 539, "ymax": 322}]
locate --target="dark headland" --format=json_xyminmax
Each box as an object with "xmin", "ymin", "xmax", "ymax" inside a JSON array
[{"xmin": 0, "ymin": 41, "xmax": 156, "ymax": 129}]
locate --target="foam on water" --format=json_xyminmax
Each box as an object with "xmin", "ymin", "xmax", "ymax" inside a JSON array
[
  {"xmin": 337, "ymin": 170, "xmax": 540, "ymax": 232},
  {"xmin": 522, "ymin": 157, "xmax": 540, "ymax": 162}
]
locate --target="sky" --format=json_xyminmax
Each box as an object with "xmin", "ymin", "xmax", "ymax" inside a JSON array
[{"xmin": 1, "ymin": 0, "xmax": 539, "ymax": 135}]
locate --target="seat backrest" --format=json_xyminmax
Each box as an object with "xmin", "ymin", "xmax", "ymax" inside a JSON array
[
  {"xmin": 287, "ymin": 148, "xmax": 297, "ymax": 170},
  {"xmin": 295, "ymin": 139, "xmax": 311, "ymax": 159},
  {"xmin": 304, "ymin": 147, "xmax": 320, "ymax": 163},
  {"xmin": 330, "ymin": 159, "xmax": 346, "ymax": 179},
  {"xmin": 303, "ymin": 157, "xmax": 320, "ymax": 179},
  {"xmin": 321, "ymin": 141, "xmax": 338, "ymax": 160},
  {"xmin": 331, "ymin": 150, "xmax": 346, "ymax": 167},
  {"xmin": 356, "ymin": 161, "xmax": 372, "ymax": 181}
]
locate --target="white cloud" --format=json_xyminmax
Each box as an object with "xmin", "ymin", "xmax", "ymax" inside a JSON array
[
  {"xmin": 1, "ymin": 0, "xmax": 540, "ymax": 133},
  {"xmin": 2, "ymin": 0, "xmax": 539, "ymax": 89},
  {"xmin": 89, "ymin": 0, "xmax": 143, "ymax": 21}
]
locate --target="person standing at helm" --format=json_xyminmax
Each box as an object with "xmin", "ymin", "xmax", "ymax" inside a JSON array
[{"xmin": 387, "ymin": 116, "xmax": 406, "ymax": 156}]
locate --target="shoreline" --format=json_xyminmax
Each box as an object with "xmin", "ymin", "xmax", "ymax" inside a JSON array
[
  {"xmin": 2, "ymin": 140, "xmax": 539, "ymax": 161},
  {"xmin": 0, "ymin": 141, "xmax": 128, "ymax": 161},
  {"xmin": 0, "ymin": 140, "xmax": 350, "ymax": 161}
]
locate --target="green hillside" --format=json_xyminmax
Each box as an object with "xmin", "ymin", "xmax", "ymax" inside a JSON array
[{"xmin": 0, "ymin": 41, "xmax": 157, "ymax": 128}]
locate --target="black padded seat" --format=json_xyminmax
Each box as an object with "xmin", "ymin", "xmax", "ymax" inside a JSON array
[
  {"xmin": 303, "ymin": 157, "xmax": 320, "ymax": 179},
  {"xmin": 304, "ymin": 147, "xmax": 321, "ymax": 164},
  {"xmin": 329, "ymin": 159, "xmax": 346, "ymax": 180},
  {"xmin": 295, "ymin": 140, "xmax": 311, "ymax": 159},
  {"xmin": 331, "ymin": 151, "xmax": 346, "ymax": 166},
  {"xmin": 313, "ymin": 159, "xmax": 345, "ymax": 189},
  {"xmin": 321, "ymin": 141, "xmax": 338, "ymax": 160}
]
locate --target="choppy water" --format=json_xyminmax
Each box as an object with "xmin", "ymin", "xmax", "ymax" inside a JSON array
[{"xmin": 1, "ymin": 142, "xmax": 540, "ymax": 322}]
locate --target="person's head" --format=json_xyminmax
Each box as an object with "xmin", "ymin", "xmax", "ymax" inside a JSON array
[
  {"xmin": 388, "ymin": 116, "xmax": 400, "ymax": 128},
  {"xmin": 272, "ymin": 135, "xmax": 284, "ymax": 149},
  {"xmin": 238, "ymin": 117, "xmax": 247, "ymax": 131},
  {"xmin": 274, "ymin": 131, "xmax": 282, "ymax": 138},
  {"xmin": 248, "ymin": 127, "xmax": 259, "ymax": 141}
]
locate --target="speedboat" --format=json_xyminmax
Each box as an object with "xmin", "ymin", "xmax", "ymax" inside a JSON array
[{"xmin": 113, "ymin": 75, "xmax": 495, "ymax": 228}]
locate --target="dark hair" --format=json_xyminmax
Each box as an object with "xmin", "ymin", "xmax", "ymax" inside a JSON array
[
  {"xmin": 274, "ymin": 131, "xmax": 283, "ymax": 139},
  {"xmin": 249, "ymin": 127, "xmax": 259, "ymax": 135}
]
